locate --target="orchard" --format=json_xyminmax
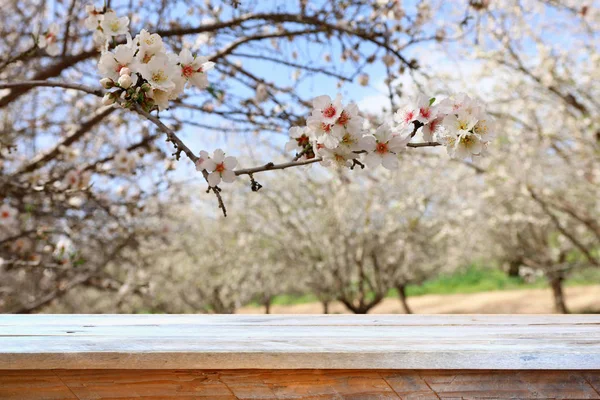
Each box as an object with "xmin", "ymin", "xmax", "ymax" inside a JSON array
[{"xmin": 0, "ymin": 0, "xmax": 597, "ymax": 314}]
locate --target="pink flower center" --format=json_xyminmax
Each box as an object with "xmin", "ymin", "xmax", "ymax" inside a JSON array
[
  {"xmin": 337, "ymin": 111, "xmax": 350, "ymax": 126},
  {"xmin": 375, "ymin": 142, "xmax": 389, "ymax": 154},
  {"xmin": 215, "ymin": 163, "xmax": 225, "ymax": 173},
  {"xmin": 296, "ymin": 135, "xmax": 310, "ymax": 147},
  {"xmin": 45, "ymin": 33, "xmax": 56, "ymax": 43},
  {"xmin": 182, "ymin": 65, "xmax": 195, "ymax": 78},
  {"xmin": 115, "ymin": 64, "xmax": 127, "ymax": 73},
  {"xmin": 419, "ymin": 107, "xmax": 431, "ymax": 119},
  {"xmin": 1, "ymin": 211, "xmax": 9, "ymax": 219},
  {"xmin": 322, "ymin": 105, "xmax": 337, "ymax": 119},
  {"xmin": 321, "ymin": 123, "xmax": 332, "ymax": 134},
  {"xmin": 404, "ymin": 111, "xmax": 415, "ymax": 123}
]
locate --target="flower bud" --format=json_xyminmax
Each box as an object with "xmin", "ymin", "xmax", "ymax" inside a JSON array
[
  {"xmin": 102, "ymin": 92, "xmax": 115, "ymax": 106},
  {"xmin": 118, "ymin": 74, "xmax": 133, "ymax": 89},
  {"xmin": 140, "ymin": 83, "xmax": 152, "ymax": 92},
  {"xmin": 100, "ymin": 78, "xmax": 114, "ymax": 89},
  {"xmin": 119, "ymin": 67, "xmax": 131, "ymax": 76},
  {"xmin": 358, "ymin": 73, "xmax": 369, "ymax": 87}
]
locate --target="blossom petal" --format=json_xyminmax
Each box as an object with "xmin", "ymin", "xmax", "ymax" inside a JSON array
[
  {"xmin": 223, "ymin": 156, "xmax": 237, "ymax": 169},
  {"xmin": 202, "ymin": 159, "xmax": 216, "ymax": 172},
  {"xmin": 221, "ymin": 170, "xmax": 236, "ymax": 183},
  {"xmin": 212, "ymin": 149, "xmax": 225, "ymax": 163},
  {"xmin": 201, "ymin": 61, "xmax": 215, "ymax": 72},
  {"xmin": 360, "ymin": 135, "xmax": 377, "ymax": 151},
  {"xmin": 207, "ymin": 171, "xmax": 221, "ymax": 187},
  {"xmin": 363, "ymin": 152, "xmax": 381, "ymax": 169},
  {"xmin": 312, "ymin": 95, "xmax": 331, "ymax": 109},
  {"xmin": 381, "ymin": 153, "xmax": 399, "ymax": 170}
]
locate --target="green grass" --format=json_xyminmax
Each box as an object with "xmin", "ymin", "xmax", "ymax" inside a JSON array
[
  {"xmin": 260, "ymin": 264, "xmax": 600, "ymax": 307},
  {"xmin": 271, "ymin": 293, "xmax": 319, "ymax": 306},
  {"xmin": 402, "ymin": 264, "xmax": 545, "ymax": 297}
]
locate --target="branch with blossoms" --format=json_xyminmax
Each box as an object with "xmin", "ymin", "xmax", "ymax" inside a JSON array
[
  {"xmin": 190, "ymin": 91, "xmax": 494, "ymax": 215},
  {"xmin": 2, "ymin": 6, "xmax": 496, "ymax": 217}
]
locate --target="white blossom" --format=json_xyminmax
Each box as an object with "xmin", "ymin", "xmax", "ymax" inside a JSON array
[
  {"xmin": 362, "ymin": 123, "xmax": 410, "ymax": 170},
  {"xmin": 255, "ymin": 83, "xmax": 269, "ymax": 103},
  {"xmin": 101, "ymin": 11, "xmax": 129, "ymax": 37},
  {"xmin": 113, "ymin": 149, "xmax": 137, "ymax": 174},
  {"xmin": 285, "ymin": 127, "xmax": 311, "ymax": 153},
  {"xmin": 421, "ymin": 116, "xmax": 443, "ymax": 142},
  {"xmin": 139, "ymin": 54, "xmax": 177, "ymax": 92},
  {"xmin": 147, "ymin": 89, "xmax": 170, "ymax": 111},
  {"xmin": 0, "ymin": 204, "xmax": 18, "ymax": 226},
  {"xmin": 307, "ymin": 117, "xmax": 339, "ymax": 149},
  {"xmin": 177, "ymin": 49, "xmax": 214, "ymax": 89},
  {"xmin": 311, "ymin": 94, "xmax": 343, "ymax": 125},
  {"xmin": 98, "ymin": 44, "xmax": 137, "ymax": 80},
  {"xmin": 37, "ymin": 23, "xmax": 60, "ymax": 56},
  {"xmin": 318, "ymin": 146, "xmax": 356, "ymax": 168},
  {"xmin": 202, "ymin": 149, "xmax": 238, "ymax": 187},
  {"xmin": 414, "ymin": 93, "xmax": 437, "ymax": 124},
  {"xmin": 195, "ymin": 150, "xmax": 210, "ymax": 171},
  {"xmin": 64, "ymin": 170, "xmax": 91, "ymax": 189},
  {"xmin": 331, "ymin": 103, "xmax": 362, "ymax": 137},
  {"xmin": 84, "ymin": 4, "xmax": 103, "ymax": 30},
  {"xmin": 394, "ymin": 104, "xmax": 418, "ymax": 129}
]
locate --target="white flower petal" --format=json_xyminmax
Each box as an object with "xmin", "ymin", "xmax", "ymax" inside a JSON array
[
  {"xmin": 221, "ymin": 170, "xmax": 237, "ymax": 183},
  {"xmin": 223, "ymin": 156, "xmax": 237, "ymax": 169},
  {"xmin": 363, "ymin": 152, "xmax": 381, "ymax": 169},
  {"xmin": 202, "ymin": 159, "xmax": 216, "ymax": 172},
  {"xmin": 212, "ymin": 149, "xmax": 225, "ymax": 163},
  {"xmin": 207, "ymin": 171, "xmax": 221, "ymax": 187},
  {"xmin": 381, "ymin": 153, "xmax": 399, "ymax": 170}
]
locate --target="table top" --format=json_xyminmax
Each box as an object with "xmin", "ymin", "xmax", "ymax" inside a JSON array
[{"xmin": 1, "ymin": 314, "xmax": 599, "ymax": 370}]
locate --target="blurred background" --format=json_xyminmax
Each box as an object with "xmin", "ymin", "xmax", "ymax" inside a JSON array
[{"xmin": 0, "ymin": 0, "xmax": 598, "ymax": 314}]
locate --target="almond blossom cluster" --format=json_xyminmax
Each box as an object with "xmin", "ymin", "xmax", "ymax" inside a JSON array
[
  {"xmin": 281, "ymin": 93, "xmax": 494, "ymax": 172},
  {"xmin": 395, "ymin": 93, "xmax": 495, "ymax": 159},
  {"xmin": 285, "ymin": 94, "xmax": 377, "ymax": 168},
  {"xmin": 86, "ymin": 6, "xmax": 215, "ymax": 112}
]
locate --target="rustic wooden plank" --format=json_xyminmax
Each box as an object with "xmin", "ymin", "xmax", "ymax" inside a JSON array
[
  {"xmin": 2, "ymin": 314, "xmax": 599, "ymax": 327},
  {"xmin": 0, "ymin": 371, "xmax": 78, "ymax": 400},
  {"xmin": 1, "ymin": 315, "xmax": 599, "ymax": 370},
  {"xmin": 1, "ymin": 370, "xmax": 600, "ymax": 399}
]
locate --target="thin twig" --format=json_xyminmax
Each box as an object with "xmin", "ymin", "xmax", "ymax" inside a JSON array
[{"xmin": 0, "ymin": 80, "xmax": 103, "ymax": 97}]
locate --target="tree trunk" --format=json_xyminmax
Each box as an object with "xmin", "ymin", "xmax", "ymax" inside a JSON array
[
  {"xmin": 549, "ymin": 276, "xmax": 569, "ymax": 314},
  {"xmin": 264, "ymin": 297, "xmax": 272, "ymax": 314},
  {"xmin": 339, "ymin": 296, "xmax": 382, "ymax": 314},
  {"xmin": 507, "ymin": 260, "xmax": 521, "ymax": 277},
  {"xmin": 396, "ymin": 284, "xmax": 413, "ymax": 314},
  {"xmin": 322, "ymin": 301, "xmax": 329, "ymax": 314}
]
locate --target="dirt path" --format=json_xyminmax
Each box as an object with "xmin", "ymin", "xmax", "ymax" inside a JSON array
[{"xmin": 238, "ymin": 285, "xmax": 600, "ymax": 314}]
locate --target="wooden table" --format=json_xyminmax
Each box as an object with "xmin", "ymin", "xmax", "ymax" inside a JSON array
[{"xmin": 1, "ymin": 315, "xmax": 599, "ymax": 399}]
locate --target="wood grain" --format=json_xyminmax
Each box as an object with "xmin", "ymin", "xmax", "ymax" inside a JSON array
[
  {"xmin": 1, "ymin": 369, "xmax": 600, "ymax": 399},
  {"xmin": 1, "ymin": 315, "xmax": 599, "ymax": 370}
]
